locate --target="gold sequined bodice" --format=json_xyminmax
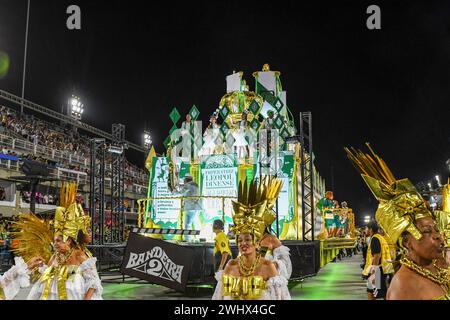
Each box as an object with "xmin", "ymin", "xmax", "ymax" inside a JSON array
[
  {"xmin": 433, "ymin": 294, "xmax": 450, "ymax": 300},
  {"xmin": 222, "ymin": 274, "xmax": 267, "ymax": 300}
]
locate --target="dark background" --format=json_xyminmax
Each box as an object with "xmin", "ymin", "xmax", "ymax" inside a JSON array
[{"xmin": 0, "ymin": 0, "xmax": 449, "ymax": 224}]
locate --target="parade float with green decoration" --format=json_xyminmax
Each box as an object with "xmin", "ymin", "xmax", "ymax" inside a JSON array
[{"xmin": 138, "ymin": 64, "xmax": 328, "ymax": 243}]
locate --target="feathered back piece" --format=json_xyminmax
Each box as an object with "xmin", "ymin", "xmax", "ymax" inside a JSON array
[
  {"xmin": 11, "ymin": 213, "xmax": 54, "ymax": 264},
  {"xmin": 231, "ymin": 177, "xmax": 282, "ymax": 243},
  {"xmin": 443, "ymin": 179, "xmax": 450, "ymax": 213},
  {"xmin": 435, "ymin": 179, "xmax": 450, "ymax": 247},
  {"xmin": 345, "ymin": 143, "xmax": 432, "ymax": 242}
]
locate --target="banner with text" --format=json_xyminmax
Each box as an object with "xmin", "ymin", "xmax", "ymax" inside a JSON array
[
  {"xmin": 200, "ymin": 154, "xmax": 238, "ymax": 241},
  {"xmin": 121, "ymin": 232, "xmax": 193, "ymax": 292},
  {"xmin": 149, "ymin": 157, "xmax": 181, "ymax": 230}
]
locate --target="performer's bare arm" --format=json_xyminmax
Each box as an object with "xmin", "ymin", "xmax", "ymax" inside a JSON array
[{"xmin": 219, "ymin": 252, "xmax": 229, "ymax": 270}]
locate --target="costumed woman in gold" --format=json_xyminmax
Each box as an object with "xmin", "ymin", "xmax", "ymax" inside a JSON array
[
  {"xmin": 0, "ymin": 182, "xmax": 102, "ymax": 300},
  {"xmin": 212, "ymin": 178, "xmax": 291, "ymax": 300},
  {"xmin": 346, "ymin": 144, "xmax": 450, "ymax": 300}
]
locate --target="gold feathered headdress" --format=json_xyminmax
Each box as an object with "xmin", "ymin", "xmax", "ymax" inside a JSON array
[
  {"xmin": 231, "ymin": 177, "xmax": 282, "ymax": 243},
  {"xmin": 54, "ymin": 182, "xmax": 90, "ymax": 242},
  {"xmin": 345, "ymin": 143, "xmax": 433, "ymax": 242},
  {"xmin": 11, "ymin": 182, "xmax": 91, "ymax": 267}
]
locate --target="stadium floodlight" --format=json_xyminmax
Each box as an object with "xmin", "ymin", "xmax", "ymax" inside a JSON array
[
  {"xmin": 69, "ymin": 95, "xmax": 84, "ymax": 120},
  {"xmin": 143, "ymin": 130, "xmax": 152, "ymax": 149}
]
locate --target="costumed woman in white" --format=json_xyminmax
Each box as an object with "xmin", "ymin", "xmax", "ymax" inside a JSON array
[
  {"xmin": 199, "ymin": 114, "xmax": 221, "ymax": 156},
  {"xmin": 0, "ymin": 182, "xmax": 102, "ymax": 300},
  {"xmin": 232, "ymin": 111, "xmax": 249, "ymax": 160},
  {"xmin": 212, "ymin": 178, "xmax": 291, "ymax": 300}
]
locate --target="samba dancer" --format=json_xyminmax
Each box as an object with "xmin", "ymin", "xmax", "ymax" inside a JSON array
[
  {"xmin": 0, "ymin": 182, "xmax": 102, "ymax": 300},
  {"xmin": 346, "ymin": 144, "xmax": 450, "ymax": 300},
  {"xmin": 212, "ymin": 178, "xmax": 291, "ymax": 300}
]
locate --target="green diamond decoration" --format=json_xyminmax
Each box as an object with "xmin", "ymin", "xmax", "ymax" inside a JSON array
[
  {"xmin": 274, "ymin": 115, "xmax": 285, "ymax": 129},
  {"xmin": 169, "ymin": 124, "xmax": 178, "ymax": 135},
  {"xmin": 250, "ymin": 118, "xmax": 261, "ymax": 131},
  {"xmin": 163, "ymin": 136, "xmax": 171, "ymax": 149},
  {"xmin": 249, "ymin": 100, "xmax": 260, "ymax": 115},
  {"xmin": 280, "ymin": 128, "xmax": 290, "ymax": 139},
  {"xmin": 274, "ymin": 97, "xmax": 284, "ymax": 112},
  {"xmin": 260, "ymin": 91, "xmax": 277, "ymax": 107},
  {"xmin": 169, "ymin": 108, "xmax": 181, "ymax": 124},
  {"xmin": 219, "ymin": 105, "xmax": 230, "ymax": 119},
  {"xmin": 189, "ymin": 105, "xmax": 200, "ymax": 120},
  {"xmin": 220, "ymin": 122, "xmax": 230, "ymax": 136}
]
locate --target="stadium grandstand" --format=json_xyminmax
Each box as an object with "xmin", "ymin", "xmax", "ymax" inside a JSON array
[{"xmin": 0, "ymin": 104, "xmax": 148, "ymax": 228}]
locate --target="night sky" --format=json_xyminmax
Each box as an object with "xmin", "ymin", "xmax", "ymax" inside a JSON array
[{"xmin": 0, "ymin": 0, "xmax": 449, "ymax": 224}]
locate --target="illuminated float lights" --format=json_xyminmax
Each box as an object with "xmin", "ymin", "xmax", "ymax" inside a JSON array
[{"xmin": 132, "ymin": 227, "xmax": 200, "ymax": 235}]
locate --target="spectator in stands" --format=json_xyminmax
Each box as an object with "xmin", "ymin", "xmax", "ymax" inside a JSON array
[{"xmin": 0, "ymin": 105, "xmax": 148, "ymax": 195}]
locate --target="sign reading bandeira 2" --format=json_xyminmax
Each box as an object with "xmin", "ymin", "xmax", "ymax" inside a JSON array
[{"xmin": 121, "ymin": 232, "xmax": 193, "ymax": 291}]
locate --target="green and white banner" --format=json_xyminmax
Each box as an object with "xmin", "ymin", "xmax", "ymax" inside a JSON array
[
  {"xmin": 200, "ymin": 154, "xmax": 238, "ymax": 241},
  {"xmin": 149, "ymin": 157, "xmax": 181, "ymax": 229}
]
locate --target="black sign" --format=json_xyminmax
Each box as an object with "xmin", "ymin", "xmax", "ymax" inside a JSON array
[{"xmin": 121, "ymin": 232, "xmax": 193, "ymax": 292}]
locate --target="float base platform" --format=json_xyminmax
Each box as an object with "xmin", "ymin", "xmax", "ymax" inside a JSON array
[{"xmin": 320, "ymin": 238, "xmax": 357, "ymax": 268}]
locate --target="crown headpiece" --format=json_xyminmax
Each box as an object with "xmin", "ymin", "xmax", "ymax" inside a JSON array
[
  {"xmin": 345, "ymin": 143, "xmax": 433, "ymax": 242},
  {"xmin": 54, "ymin": 182, "xmax": 90, "ymax": 243},
  {"xmin": 231, "ymin": 177, "xmax": 282, "ymax": 243}
]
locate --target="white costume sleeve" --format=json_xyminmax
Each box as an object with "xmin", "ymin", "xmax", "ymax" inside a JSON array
[
  {"xmin": 267, "ymin": 246, "xmax": 292, "ymax": 280},
  {"xmin": 0, "ymin": 257, "xmax": 30, "ymax": 300},
  {"xmin": 263, "ymin": 275, "xmax": 291, "ymax": 300},
  {"xmin": 212, "ymin": 270, "xmax": 224, "ymax": 300},
  {"xmin": 79, "ymin": 257, "xmax": 103, "ymax": 300}
]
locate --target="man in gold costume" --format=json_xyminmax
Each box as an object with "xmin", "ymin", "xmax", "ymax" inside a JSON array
[
  {"xmin": 346, "ymin": 144, "xmax": 450, "ymax": 300},
  {"xmin": 212, "ymin": 178, "xmax": 291, "ymax": 300}
]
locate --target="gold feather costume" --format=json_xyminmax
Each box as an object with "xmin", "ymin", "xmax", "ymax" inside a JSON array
[{"xmin": 11, "ymin": 182, "xmax": 91, "ymax": 262}]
